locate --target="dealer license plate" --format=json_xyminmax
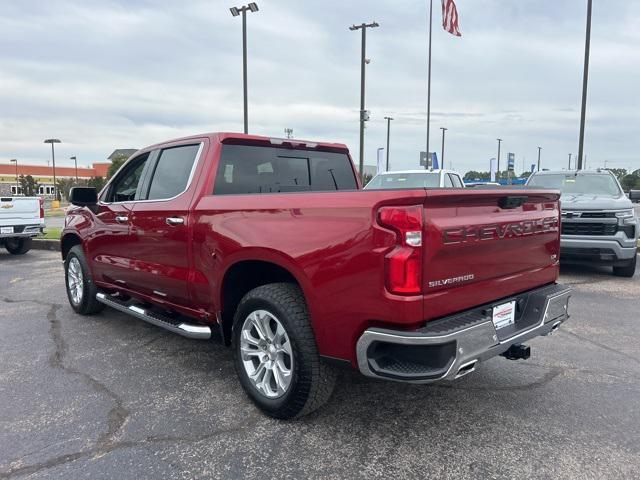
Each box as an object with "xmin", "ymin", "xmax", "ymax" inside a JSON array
[
  {"xmin": 492, "ymin": 301, "xmax": 516, "ymax": 330},
  {"xmin": 1, "ymin": 227, "xmax": 14, "ymax": 234}
]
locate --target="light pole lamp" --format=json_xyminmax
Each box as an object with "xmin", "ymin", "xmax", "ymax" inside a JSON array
[
  {"xmin": 10, "ymin": 159, "xmax": 18, "ymax": 194},
  {"xmin": 384, "ymin": 116, "xmax": 393, "ymax": 171},
  {"xmin": 350, "ymin": 21, "xmax": 380, "ymax": 182},
  {"xmin": 70, "ymin": 156, "xmax": 78, "ymax": 181},
  {"xmin": 44, "ymin": 139, "xmax": 61, "ymax": 201},
  {"xmin": 537, "ymin": 146, "xmax": 542, "ymax": 171},
  {"xmin": 230, "ymin": 2, "xmax": 259, "ymax": 135},
  {"xmin": 440, "ymin": 127, "xmax": 448, "ymax": 170}
]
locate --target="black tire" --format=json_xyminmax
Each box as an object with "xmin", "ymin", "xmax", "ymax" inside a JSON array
[
  {"xmin": 232, "ymin": 283, "xmax": 336, "ymax": 419},
  {"xmin": 613, "ymin": 255, "xmax": 637, "ymax": 278},
  {"xmin": 5, "ymin": 237, "xmax": 32, "ymax": 255},
  {"xmin": 64, "ymin": 245, "xmax": 104, "ymax": 315}
]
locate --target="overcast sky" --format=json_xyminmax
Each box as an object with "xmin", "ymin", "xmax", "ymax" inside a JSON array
[{"xmin": 1, "ymin": 0, "xmax": 638, "ymax": 174}]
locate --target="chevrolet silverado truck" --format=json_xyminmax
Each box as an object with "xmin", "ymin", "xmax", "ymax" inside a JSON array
[
  {"xmin": 0, "ymin": 196, "xmax": 45, "ymax": 254},
  {"xmin": 527, "ymin": 170, "xmax": 638, "ymax": 277},
  {"xmin": 62, "ymin": 133, "xmax": 571, "ymax": 419}
]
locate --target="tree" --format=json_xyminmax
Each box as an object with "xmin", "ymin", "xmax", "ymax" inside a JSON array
[
  {"xmin": 88, "ymin": 176, "xmax": 106, "ymax": 191},
  {"xmin": 56, "ymin": 178, "xmax": 76, "ymax": 201},
  {"xmin": 608, "ymin": 168, "xmax": 627, "ymax": 180},
  {"xmin": 107, "ymin": 154, "xmax": 129, "ymax": 179},
  {"xmin": 463, "ymin": 171, "xmax": 490, "ymax": 181},
  {"xmin": 620, "ymin": 174, "xmax": 640, "ymax": 191},
  {"xmin": 18, "ymin": 175, "xmax": 39, "ymax": 196}
]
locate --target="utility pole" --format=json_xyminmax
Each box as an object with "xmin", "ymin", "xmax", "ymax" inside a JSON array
[
  {"xmin": 44, "ymin": 138, "xmax": 61, "ymax": 202},
  {"xmin": 577, "ymin": 0, "xmax": 593, "ymax": 171},
  {"xmin": 230, "ymin": 3, "xmax": 259, "ymax": 134},
  {"xmin": 70, "ymin": 156, "xmax": 78, "ymax": 181},
  {"xmin": 496, "ymin": 138, "xmax": 503, "ymax": 175},
  {"xmin": 537, "ymin": 147, "xmax": 542, "ymax": 171},
  {"xmin": 350, "ymin": 21, "xmax": 379, "ymax": 182},
  {"xmin": 384, "ymin": 116, "xmax": 393, "ymax": 171},
  {"xmin": 440, "ymin": 127, "xmax": 447, "ymax": 169},
  {"xmin": 10, "ymin": 159, "xmax": 18, "ymax": 193}
]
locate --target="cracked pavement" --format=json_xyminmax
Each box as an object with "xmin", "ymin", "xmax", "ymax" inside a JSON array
[{"xmin": 1, "ymin": 250, "xmax": 639, "ymax": 479}]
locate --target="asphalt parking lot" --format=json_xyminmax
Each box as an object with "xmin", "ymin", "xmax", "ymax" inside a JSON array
[{"xmin": 1, "ymin": 250, "xmax": 639, "ymax": 479}]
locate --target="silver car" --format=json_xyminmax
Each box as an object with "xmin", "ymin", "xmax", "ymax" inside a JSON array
[{"xmin": 527, "ymin": 170, "xmax": 638, "ymax": 277}]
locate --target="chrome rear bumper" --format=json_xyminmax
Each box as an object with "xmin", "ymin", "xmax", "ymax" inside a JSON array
[{"xmin": 356, "ymin": 283, "xmax": 571, "ymax": 383}]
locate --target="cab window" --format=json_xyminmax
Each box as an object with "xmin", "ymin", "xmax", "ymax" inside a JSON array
[{"xmin": 107, "ymin": 153, "xmax": 150, "ymax": 202}]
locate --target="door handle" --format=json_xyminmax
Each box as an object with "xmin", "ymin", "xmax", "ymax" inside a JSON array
[
  {"xmin": 165, "ymin": 217, "xmax": 185, "ymax": 226},
  {"xmin": 115, "ymin": 215, "xmax": 129, "ymax": 224}
]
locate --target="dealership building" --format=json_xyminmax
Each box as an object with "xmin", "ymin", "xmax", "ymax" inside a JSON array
[{"xmin": 0, "ymin": 149, "xmax": 136, "ymax": 197}]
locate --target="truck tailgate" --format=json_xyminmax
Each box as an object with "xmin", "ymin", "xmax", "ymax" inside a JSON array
[
  {"xmin": 422, "ymin": 189, "xmax": 561, "ymax": 320},
  {"xmin": 0, "ymin": 197, "xmax": 41, "ymax": 226}
]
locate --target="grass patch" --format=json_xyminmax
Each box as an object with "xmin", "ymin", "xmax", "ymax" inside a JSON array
[{"xmin": 42, "ymin": 227, "xmax": 62, "ymax": 240}]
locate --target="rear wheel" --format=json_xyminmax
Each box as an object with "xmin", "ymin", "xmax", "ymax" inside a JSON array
[
  {"xmin": 232, "ymin": 283, "xmax": 336, "ymax": 419},
  {"xmin": 5, "ymin": 238, "xmax": 32, "ymax": 255},
  {"xmin": 613, "ymin": 255, "xmax": 637, "ymax": 277},
  {"xmin": 65, "ymin": 245, "xmax": 104, "ymax": 315}
]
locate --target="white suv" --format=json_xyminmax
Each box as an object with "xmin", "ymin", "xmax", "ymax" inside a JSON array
[{"xmin": 364, "ymin": 169, "xmax": 465, "ymax": 190}]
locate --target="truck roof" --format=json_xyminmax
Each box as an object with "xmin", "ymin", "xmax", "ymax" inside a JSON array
[{"xmin": 142, "ymin": 132, "xmax": 349, "ymax": 153}]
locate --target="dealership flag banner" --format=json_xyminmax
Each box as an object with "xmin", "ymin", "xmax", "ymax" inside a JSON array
[{"xmin": 441, "ymin": 0, "xmax": 462, "ymax": 37}]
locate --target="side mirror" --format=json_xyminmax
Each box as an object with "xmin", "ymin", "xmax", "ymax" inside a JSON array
[
  {"xmin": 629, "ymin": 190, "xmax": 640, "ymax": 202},
  {"xmin": 69, "ymin": 187, "xmax": 98, "ymax": 208}
]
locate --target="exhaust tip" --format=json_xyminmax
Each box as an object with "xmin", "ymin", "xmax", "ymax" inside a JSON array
[{"xmin": 455, "ymin": 360, "xmax": 478, "ymax": 379}]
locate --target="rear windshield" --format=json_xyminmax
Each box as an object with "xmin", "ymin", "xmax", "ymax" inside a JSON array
[
  {"xmin": 365, "ymin": 172, "xmax": 439, "ymax": 190},
  {"xmin": 528, "ymin": 173, "xmax": 621, "ymax": 196},
  {"xmin": 214, "ymin": 145, "xmax": 357, "ymax": 195}
]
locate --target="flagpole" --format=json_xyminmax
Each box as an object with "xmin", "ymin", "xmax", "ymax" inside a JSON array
[{"xmin": 425, "ymin": 0, "xmax": 433, "ymax": 170}]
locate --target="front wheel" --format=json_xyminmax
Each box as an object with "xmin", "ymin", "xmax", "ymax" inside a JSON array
[
  {"xmin": 64, "ymin": 245, "xmax": 104, "ymax": 315},
  {"xmin": 5, "ymin": 237, "xmax": 32, "ymax": 255},
  {"xmin": 232, "ymin": 283, "xmax": 336, "ymax": 419},
  {"xmin": 613, "ymin": 255, "xmax": 637, "ymax": 278}
]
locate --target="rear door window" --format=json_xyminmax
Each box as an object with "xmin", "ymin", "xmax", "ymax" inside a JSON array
[
  {"xmin": 214, "ymin": 145, "xmax": 357, "ymax": 195},
  {"xmin": 443, "ymin": 174, "xmax": 454, "ymax": 188},
  {"xmin": 449, "ymin": 174, "xmax": 464, "ymax": 188},
  {"xmin": 146, "ymin": 144, "xmax": 200, "ymax": 200}
]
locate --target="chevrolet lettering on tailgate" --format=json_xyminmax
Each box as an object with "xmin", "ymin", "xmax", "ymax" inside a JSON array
[{"xmin": 442, "ymin": 217, "xmax": 559, "ymax": 245}]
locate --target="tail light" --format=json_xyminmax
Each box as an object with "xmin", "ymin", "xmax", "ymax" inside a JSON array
[
  {"xmin": 377, "ymin": 205, "xmax": 423, "ymax": 295},
  {"xmin": 39, "ymin": 197, "xmax": 44, "ymax": 219}
]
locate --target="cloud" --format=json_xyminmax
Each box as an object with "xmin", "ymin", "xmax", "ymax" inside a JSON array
[{"xmin": 0, "ymin": 0, "xmax": 638, "ymax": 173}]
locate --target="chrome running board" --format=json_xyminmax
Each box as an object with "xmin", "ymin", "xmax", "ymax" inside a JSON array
[{"xmin": 96, "ymin": 293, "xmax": 211, "ymax": 340}]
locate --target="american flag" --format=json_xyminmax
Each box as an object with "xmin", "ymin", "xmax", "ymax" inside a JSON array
[{"xmin": 441, "ymin": 0, "xmax": 462, "ymax": 37}]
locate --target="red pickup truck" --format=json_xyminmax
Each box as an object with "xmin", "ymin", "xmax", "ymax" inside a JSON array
[{"xmin": 62, "ymin": 132, "xmax": 571, "ymax": 419}]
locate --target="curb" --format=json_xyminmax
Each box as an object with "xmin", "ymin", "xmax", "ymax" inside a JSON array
[{"xmin": 32, "ymin": 239, "xmax": 60, "ymax": 252}]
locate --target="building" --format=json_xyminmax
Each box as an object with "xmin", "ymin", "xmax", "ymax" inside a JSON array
[{"xmin": 0, "ymin": 162, "xmax": 110, "ymax": 197}]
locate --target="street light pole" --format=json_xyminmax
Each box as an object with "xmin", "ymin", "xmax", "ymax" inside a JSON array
[
  {"xmin": 70, "ymin": 156, "xmax": 78, "ymax": 181},
  {"xmin": 44, "ymin": 139, "xmax": 61, "ymax": 201},
  {"xmin": 577, "ymin": 0, "xmax": 593, "ymax": 171},
  {"xmin": 350, "ymin": 21, "xmax": 379, "ymax": 183},
  {"xmin": 496, "ymin": 138, "xmax": 502, "ymax": 175},
  {"xmin": 10, "ymin": 159, "xmax": 18, "ymax": 194},
  {"xmin": 384, "ymin": 116, "xmax": 393, "ymax": 171},
  {"xmin": 230, "ymin": 3, "xmax": 259, "ymax": 134},
  {"xmin": 440, "ymin": 127, "xmax": 447, "ymax": 169},
  {"xmin": 426, "ymin": 0, "xmax": 434, "ymax": 170},
  {"xmin": 537, "ymin": 147, "xmax": 542, "ymax": 171}
]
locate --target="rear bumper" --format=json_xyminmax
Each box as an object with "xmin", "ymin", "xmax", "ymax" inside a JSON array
[
  {"xmin": 356, "ymin": 283, "xmax": 571, "ymax": 383},
  {"xmin": 0, "ymin": 225, "xmax": 43, "ymax": 239}
]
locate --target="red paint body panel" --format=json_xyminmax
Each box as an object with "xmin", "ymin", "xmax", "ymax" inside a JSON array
[{"xmin": 63, "ymin": 132, "xmax": 562, "ymax": 366}]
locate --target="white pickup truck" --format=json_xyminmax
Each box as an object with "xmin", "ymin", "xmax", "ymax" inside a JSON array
[{"xmin": 0, "ymin": 196, "xmax": 45, "ymax": 255}]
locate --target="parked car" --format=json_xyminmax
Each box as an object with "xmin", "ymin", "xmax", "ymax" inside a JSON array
[
  {"xmin": 527, "ymin": 170, "xmax": 638, "ymax": 277},
  {"xmin": 364, "ymin": 169, "xmax": 465, "ymax": 190},
  {"xmin": 0, "ymin": 196, "xmax": 44, "ymax": 254},
  {"xmin": 62, "ymin": 132, "xmax": 571, "ymax": 419}
]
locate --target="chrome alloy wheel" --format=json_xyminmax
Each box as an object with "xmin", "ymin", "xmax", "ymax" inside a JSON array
[
  {"xmin": 67, "ymin": 257, "xmax": 84, "ymax": 305},
  {"xmin": 240, "ymin": 310, "xmax": 293, "ymax": 399}
]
